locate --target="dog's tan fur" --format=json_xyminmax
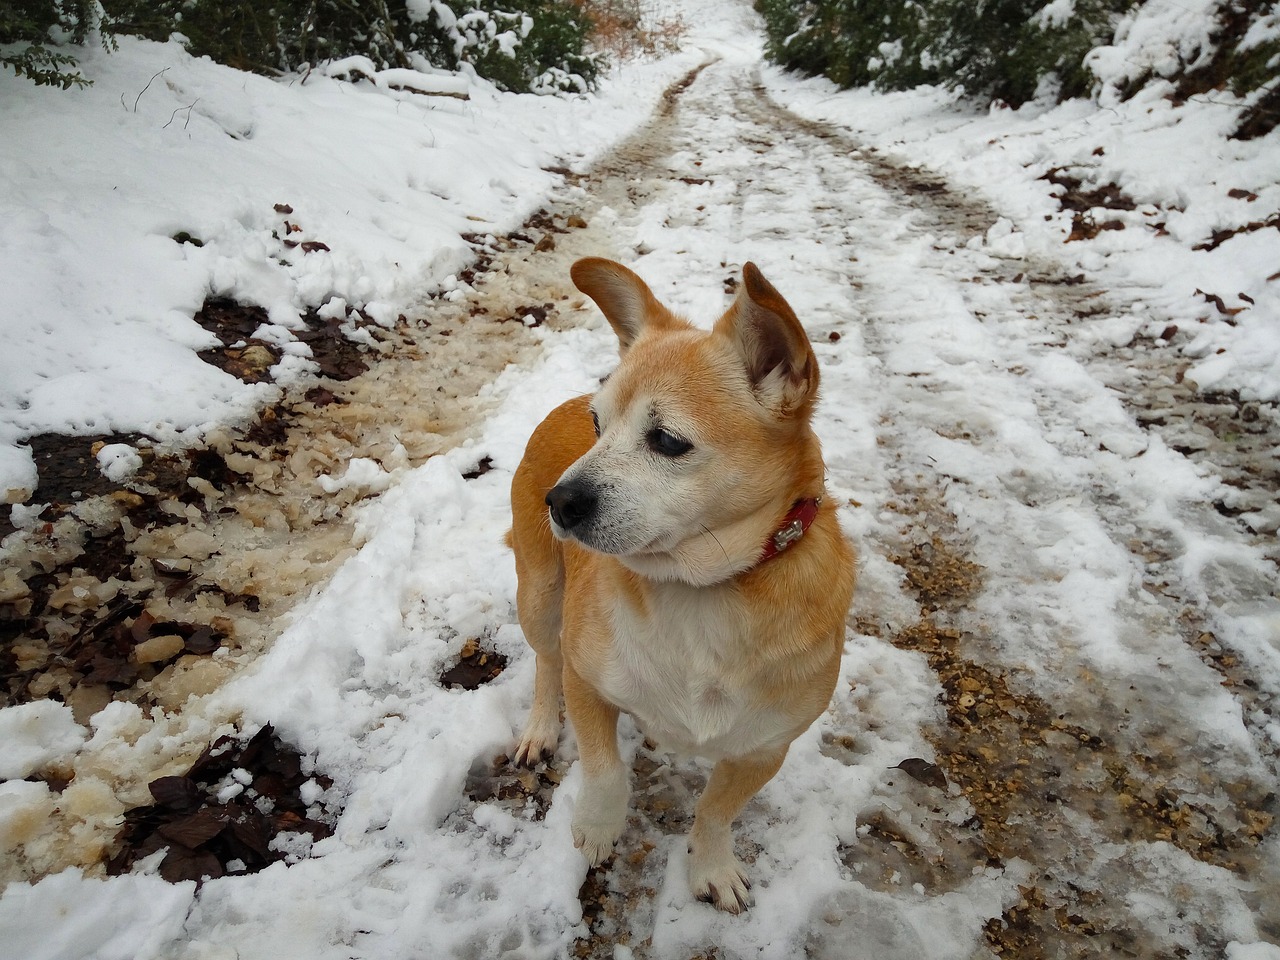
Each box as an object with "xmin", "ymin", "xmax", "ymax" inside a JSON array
[{"xmin": 508, "ymin": 257, "xmax": 855, "ymax": 912}]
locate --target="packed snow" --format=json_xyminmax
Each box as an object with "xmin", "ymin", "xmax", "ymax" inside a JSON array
[{"xmin": 1, "ymin": 0, "xmax": 1278, "ymax": 958}]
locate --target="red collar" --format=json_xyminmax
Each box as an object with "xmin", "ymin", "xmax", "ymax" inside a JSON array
[{"xmin": 757, "ymin": 498, "xmax": 821, "ymax": 564}]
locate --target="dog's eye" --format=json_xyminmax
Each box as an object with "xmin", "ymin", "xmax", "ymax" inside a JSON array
[
  {"xmin": 647, "ymin": 428, "xmax": 692, "ymax": 458},
  {"xmin": 590, "ymin": 411, "xmax": 601, "ymax": 437}
]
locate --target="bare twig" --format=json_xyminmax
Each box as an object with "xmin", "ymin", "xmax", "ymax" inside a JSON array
[
  {"xmin": 163, "ymin": 100, "xmax": 200, "ymax": 130},
  {"xmin": 130, "ymin": 67, "xmax": 169, "ymax": 113}
]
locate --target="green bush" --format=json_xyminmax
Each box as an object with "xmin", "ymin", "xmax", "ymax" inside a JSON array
[
  {"xmin": 757, "ymin": 0, "xmax": 934, "ymax": 90},
  {"xmin": 98, "ymin": 0, "xmax": 599, "ymax": 92},
  {"xmin": 755, "ymin": 0, "xmax": 1135, "ymax": 105},
  {"xmin": 0, "ymin": 0, "xmax": 106, "ymax": 87},
  {"xmin": 757, "ymin": 0, "xmax": 1280, "ymax": 115},
  {"xmin": 2, "ymin": 0, "xmax": 600, "ymax": 94},
  {"xmin": 426, "ymin": 1, "xmax": 600, "ymax": 93}
]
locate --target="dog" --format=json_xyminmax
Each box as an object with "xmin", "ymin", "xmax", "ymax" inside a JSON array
[{"xmin": 507, "ymin": 257, "xmax": 855, "ymax": 913}]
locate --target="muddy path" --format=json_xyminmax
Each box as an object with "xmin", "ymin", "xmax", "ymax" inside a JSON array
[
  {"xmin": 4, "ymin": 44, "xmax": 1278, "ymax": 959},
  {"xmin": 527, "ymin": 57, "xmax": 1280, "ymax": 957},
  {"xmin": 0, "ymin": 73, "xmax": 709, "ymax": 885},
  {"xmin": 736, "ymin": 71, "xmax": 1280, "ymax": 957}
]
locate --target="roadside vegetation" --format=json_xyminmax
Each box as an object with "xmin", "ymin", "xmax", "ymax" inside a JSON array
[
  {"xmin": 755, "ymin": 0, "xmax": 1280, "ymax": 137},
  {"xmin": 0, "ymin": 0, "xmax": 672, "ymax": 94}
]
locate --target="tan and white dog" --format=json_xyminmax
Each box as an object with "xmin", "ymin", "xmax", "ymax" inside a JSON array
[{"xmin": 508, "ymin": 257, "xmax": 855, "ymax": 913}]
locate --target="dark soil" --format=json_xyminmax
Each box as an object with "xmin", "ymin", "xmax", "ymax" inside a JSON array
[
  {"xmin": 107, "ymin": 723, "xmax": 337, "ymax": 885},
  {"xmin": 195, "ymin": 297, "xmax": 375, "ymax": 383},
  {"xmin": 439, "ymin": 637, "xmax": 508, "ymax": 691}
]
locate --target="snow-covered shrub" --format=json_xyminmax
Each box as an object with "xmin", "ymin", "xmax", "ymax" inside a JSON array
[
  {"xmin": 757, "ymin": 0, "xmax": 934, "ymax": 89},
  {"xmin": 756, "ymin": 0, "xmax": 1134, "ymax": 104},
  {"xmin": 757, "ymin": 0, "xmax": 1280, "ymax": 120},
  {"xmin": 2, "ymin": 0, "xmax": 601, "ymax": 94},
  {"xmin": 0, "ymin": 0, "xmax": 109, "ymax": 87},
  {"xmin": 417, "ymin": 0, "xmax": 600, "ymax": 93}
]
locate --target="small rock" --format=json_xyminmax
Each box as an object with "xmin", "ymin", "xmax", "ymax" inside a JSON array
[
  {"xmin": 133, "ymin": 634, "xmax": 187, "ymax": 665},
  {"xmin": 566, "ymin": 215, "xmax": 588, "ymax": 229},
  {"xmin": 0, "ymin": 567, "xmax": 30, "ymax": 604},
  {"xmin": 47, "ymin": 575, "xmax": 120, "ymax": 615}
]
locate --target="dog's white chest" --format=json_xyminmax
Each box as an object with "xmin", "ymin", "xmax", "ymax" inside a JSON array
[{"xmin": 597, "ymin": 585, "xmax": 786, "ymax": 759}]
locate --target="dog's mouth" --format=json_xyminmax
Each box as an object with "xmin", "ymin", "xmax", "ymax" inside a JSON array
[{"xmin": 547, "ymin": 505, "xmax": 673, "ymax": 558}]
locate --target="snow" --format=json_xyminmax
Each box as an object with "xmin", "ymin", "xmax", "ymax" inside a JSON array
[
  {"xmin": 0, "ymin": 31, "xmax": 702, "ymax": 502},
  {"xmin": 0, "ymin": 701, "xmax": 86, "ymax": 780},
  {"xmin": 1, "ymin": 0, "xmax": 1278, "ymax": 957},
  {"xmin": 763, "ymin": 24, "xmax": 1280, "ymax": 403},
  {"xmin": 94, "ymin": 443, "xmax": 142, "ymax": 483}
]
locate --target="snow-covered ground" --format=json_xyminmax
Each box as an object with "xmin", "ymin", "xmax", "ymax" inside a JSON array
[
  {"xmin": 2, "ymin": 1, "xmax": 1278, "ymax": 958},
  {"xmin": 0, "ymin": 21, "xmax": 703, "ymax": 503}
]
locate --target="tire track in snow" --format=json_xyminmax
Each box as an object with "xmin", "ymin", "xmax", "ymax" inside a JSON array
[
  {"xmin": 481, "ymin": 52, "xmax": 1280, "ymax": 957},
  {"xmin": 727, "ymin": 73, "xmax": 1280, "ymax": 956}
]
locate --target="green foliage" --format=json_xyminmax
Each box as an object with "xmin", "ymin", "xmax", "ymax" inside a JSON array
[
  {"xmin": 2, "ymin": 43, "xmax": 86, "ymax": 86},
  {"xmin": 758, "ymin": 0, "xmax": 933, "ymax": 89},
  {"xmin": 96, "ymin": 0, "xmax": 598, "ymax": 93},
  {"xmin": 755, "ymin": 0, "xmax": 1135, "ymax": 105},
  {"xmin": 1167, "ymin": 0, "xmax": 1280, "ymax": 138},
  {"xmin": 426, "ymin": 1, "xmax": 601, "ymax": 93},
  {"xmin": 0, "ymin": 0, "xmax": 106, "ymax": 87},
  {"xmin": 2, "ymin": 0, "xmax": 599, "ymax": 94},
  {"xmin": 927, "ymin": 0, "xmax": 1134, "ymax": 104}
]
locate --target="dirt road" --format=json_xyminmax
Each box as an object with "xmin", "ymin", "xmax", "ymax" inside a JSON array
[
  {"xmin": 535, "ymin": 53, "xmax": 1280, "ymax": 958},
  {"xmin": 4, "ymin": 42, "xmax": 1278, "ymax": 960}
]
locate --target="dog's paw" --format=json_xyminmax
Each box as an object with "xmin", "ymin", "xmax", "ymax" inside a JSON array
[
  {"xmin": 571, "ymin": 820, "xmax": 622, "ymax": 867},
  {"xmin": 570, "ymin": 766, "xmax": 628, "ymax": 867},
  {"xmin": 688, "ymin": 842, "xmax": 752, "ymax": 914},
  {"xmin": 511, "ymin": 724, "xmax": 558, "ymax": 768}
]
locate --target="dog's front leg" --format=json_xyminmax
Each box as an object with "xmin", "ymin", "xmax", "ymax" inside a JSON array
[
  {"xmin": 564, "ymin": 662, "xmax": 627, "ymax": 866},
  {"xmin": 687, "ymin": 747, "xmax": 788, "ymax": 913}
]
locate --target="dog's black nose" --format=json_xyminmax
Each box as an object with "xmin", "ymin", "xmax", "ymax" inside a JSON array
[{"xmin": 546, "ymin": 482, "xmax": 596, "ymax": 531}]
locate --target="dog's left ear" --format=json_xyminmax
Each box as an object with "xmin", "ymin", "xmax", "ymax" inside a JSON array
[
  {"xmin": 571, "ymin": 257, "xmax": 679, "ymax": 355},
  {"xmin": 718, "ymin": 263, "xmax": 819, "ymax": 416}
]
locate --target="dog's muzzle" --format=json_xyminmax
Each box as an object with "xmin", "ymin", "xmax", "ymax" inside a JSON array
[{"xmin": 545, "ymin": 480, "xmax": 597, "ymax": 533}]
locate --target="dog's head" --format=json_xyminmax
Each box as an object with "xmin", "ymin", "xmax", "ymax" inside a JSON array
[{"xmin": 545, "ymin": 258, "xmax": 826, "ymax": 585}]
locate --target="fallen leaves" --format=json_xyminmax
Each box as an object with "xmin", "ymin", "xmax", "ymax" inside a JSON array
[
  {"xmin": 1193, "ymin": 211, "xmax": 1280, "ymax": 253},
  {"xmin": 892, "ymin": 757, "xmax": 949, "ymax": 790},
  {"xmin": 295, "ymin": 308, "xmax": 371, "ymax": 381},
  {"xmin": 1195, "ymin": 288, "xmax": 1249, "ymax": 322},
  {"xmin": 439, "ymin": 637, "xmax": 508, "ymax": 690},
  {"xmin": 194, "ymin": 297, "xmax": 375, "ymax": 384},
  {"xmin": 107, "ymin": 724, "xmax": 336, "ymax": 885},
  {"xmin": 462, "ymin": 456, "xmax": 493, "ymax": 480},
  {"xmin": 1039, "ymin": 167, "xmax": 1136, "ymax": 243}
]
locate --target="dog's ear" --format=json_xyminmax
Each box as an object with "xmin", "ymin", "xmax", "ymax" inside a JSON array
[
  {"xmin": 571, "ymin": 258, "xmax": 676, "ymax": 353},
  {"xmin": 718, "ymin": 263, "xmax": 819, "ymax": 416}
]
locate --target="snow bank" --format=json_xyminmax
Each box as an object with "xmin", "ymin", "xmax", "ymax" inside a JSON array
[
  {"xmin": 0, "ymin": 33, "xmax": 702, "ymax": 502},
  {"xmin": 763, "ymin": 4, "xmax": 1280, "ymax": 403}
]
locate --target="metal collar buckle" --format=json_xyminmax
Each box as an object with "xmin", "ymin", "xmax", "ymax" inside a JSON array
[
  {"xmin": 756, "ymin": 496, "xmax": 822, "ymax": 566},
  {"xmin": 772, "ymin": 519, "xmax": 806, "ymax": 554}
]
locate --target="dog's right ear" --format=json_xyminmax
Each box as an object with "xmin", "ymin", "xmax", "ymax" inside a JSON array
[{"xmin": 571, "ymin": 258, "xmax": 676, "ymax": 354}]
